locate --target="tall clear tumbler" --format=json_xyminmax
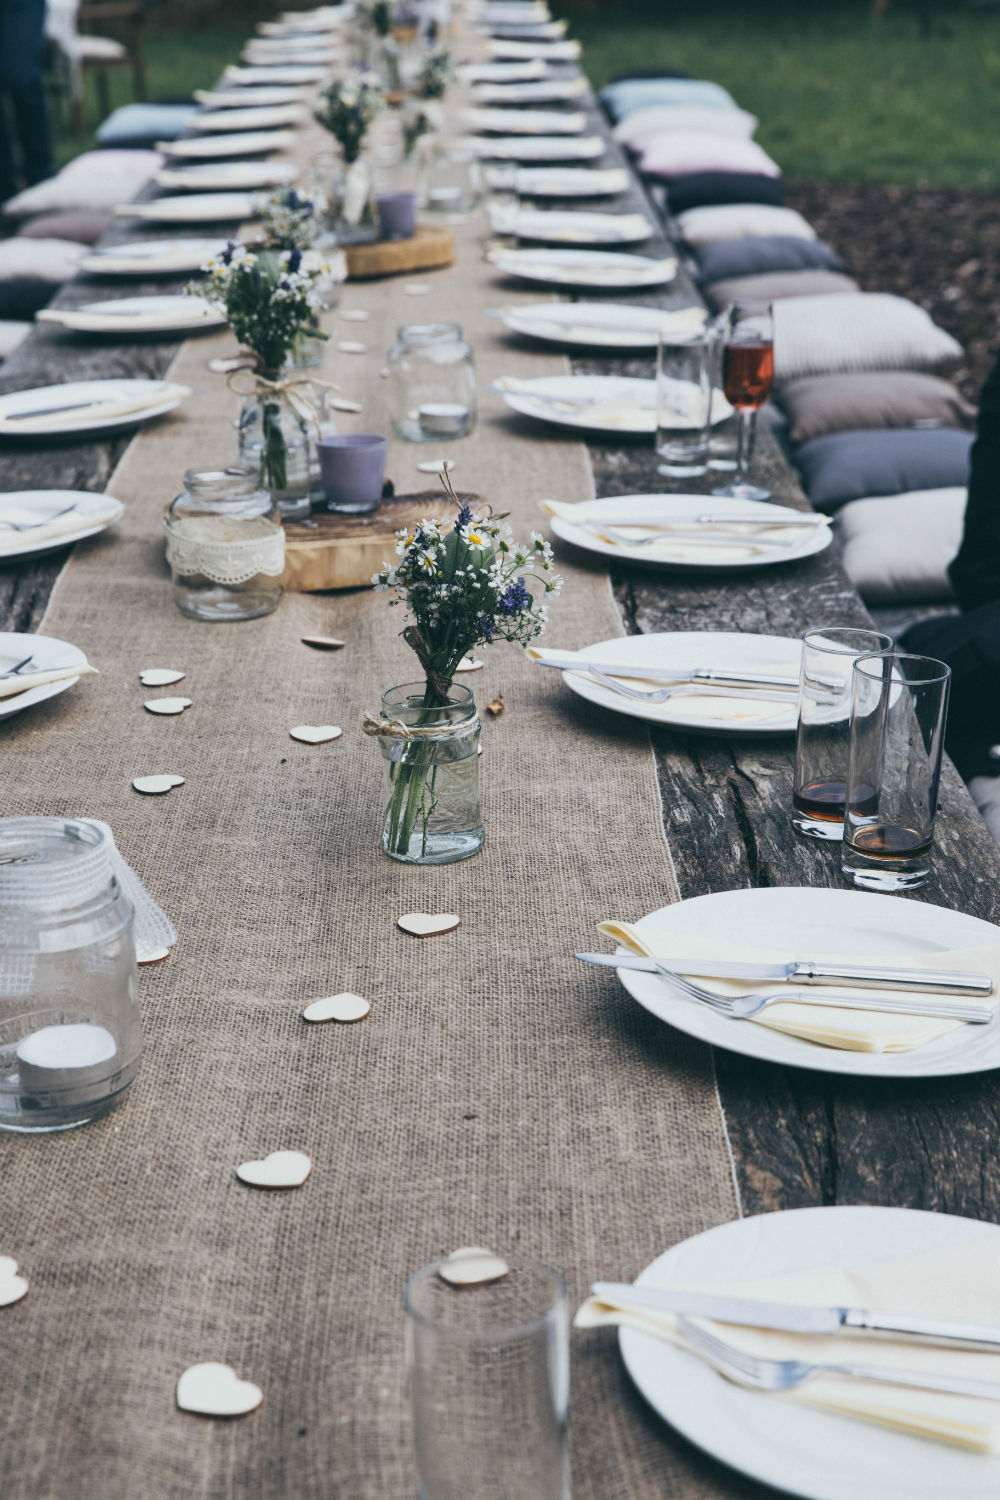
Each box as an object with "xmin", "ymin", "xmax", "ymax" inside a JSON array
[
  {"xmin": 655, "ymin": 328, "xmax": 716, "ymax": 478},
  {"xmin": 842, "ymin": 652, "xmax": 952, "ymax": 891},
  {"xmin": 404, "ymin": 1257, "xmax": 570, "ymax": 1500},
  {"xmin": 792, "ymin": 627, "xmax": 893, "ymax": 840}
]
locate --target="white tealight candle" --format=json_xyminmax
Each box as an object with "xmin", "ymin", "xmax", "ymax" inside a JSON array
[
  {"xmin": 429, "ymin": 186, "xmax": 462, "ymax": 207},
  {"xmin": 417, "ymin": 402, "xmax": 470, "ymax": 437},
  {"xmin": 16, "ymin": 1023, "xmax": 118, "ymax": 1108}
]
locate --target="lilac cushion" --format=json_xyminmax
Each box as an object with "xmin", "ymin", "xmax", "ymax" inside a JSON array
[
  {"xmin": 794, "ymin": 428, "xmax": 974, "ymax": 513},
  {"xmin": 4, "ymin": 150, "xmax": 163, "ymax": 220},
  {"xmin": 19, "ymin": 210, "xmax": 111, "ymax": 244},
  {"xmin": 695, "ymin": 236, "xmax": 846, "ymax": 282},
  {"xmin": 666, "ymin": 172, "xmax": 784, "ymax": 214},
  {"xmin": 637, "ymin": 132, "xmax": 780, "ymax": 180}
]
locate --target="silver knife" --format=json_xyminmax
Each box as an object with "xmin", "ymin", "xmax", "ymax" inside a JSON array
[
  {"xmin": 576, "ymin": 949, "xmax": 993, "ymax": 998},
  {"xmin": 591, "ymin": 1283, "xmax": 1000, "ymax": 1353},
  {"xmin": 4, "ymin": 400, "xmax": 111, "ymax": 422},
  {"xmin": 531, "ymin": 658, "xmax": 801, "ymax": 691},
  {"xmin": 575, "ymin": 513, "xmax": 829, "ymax": 530}
]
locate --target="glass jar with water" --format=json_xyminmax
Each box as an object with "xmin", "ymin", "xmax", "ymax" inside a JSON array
[{"xmin": 165, "ymin": 466, "xmax": 285, "ymax": 622}]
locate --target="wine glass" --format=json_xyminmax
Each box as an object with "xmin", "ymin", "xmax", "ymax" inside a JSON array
[{"xmin": 712, "ymin": 299, "xmax": 774, "ymax": 501}]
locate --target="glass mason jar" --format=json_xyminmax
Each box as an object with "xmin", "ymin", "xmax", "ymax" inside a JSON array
[
  {"xmin": 387, "ymin": 322, "xmax": 477, "ymax": 442},
  {"xmin": 0, "ymin": 817, "xmax": 140, "ymax": 1133},
  {"xmin": 165, "ymin": 466, "xmax": 285, "ymax": 622},
  {"xmin": 237, "ymin": 380, "xmax": 312, "ymax": 520},
  {"xmin": 418, "ymin": 139, "xmax": 484, "ymax": 222},
  {"xmin": 376, "ymin": 682, "xmax": 484, "ymax": 864}
]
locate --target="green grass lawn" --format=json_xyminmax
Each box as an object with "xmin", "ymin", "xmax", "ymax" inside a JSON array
[{"xmin": 554, "ymin": 0, "xmax": 1000, "ymax": 189}]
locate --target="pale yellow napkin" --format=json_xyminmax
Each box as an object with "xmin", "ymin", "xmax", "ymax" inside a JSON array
[
  {"xmin": 0, "ymin": 665, "xmax": 97, "ymax": 699},
  {"xmin": 0, "ymin": 389, "xmax": 190, "ymax": 436},
  {"xmin": 577, "ymin": 1235, "xmax": 1000, "ymax": 1451},
  {"xmin": 0, "ymin": 500, "xmax": 121, "ymax": 554},
  {"xmin": 599, "ymin": 922, "xmax": 1000, "ymax": 1052}
]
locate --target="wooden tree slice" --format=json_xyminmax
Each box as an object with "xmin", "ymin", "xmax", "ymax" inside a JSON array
[
  {"xmin": 344, "ymin": 226, "xmax": 455, "ymax": 281},
  {"xmin": 282, "ymin": 491, "xmax": 485, "ymax": 592}
]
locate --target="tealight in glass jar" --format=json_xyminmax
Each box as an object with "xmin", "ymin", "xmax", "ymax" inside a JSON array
[
  {"xmin": 165, "ymin": 466, "xmax": 285, "ymax": 622},
  {"xmin": 0, "ymin": 818, "xmax": 140, "ymax": 1132},
  {"xmin": 387, "ymin": 323, "xmax": 477, "ymax": 442}
]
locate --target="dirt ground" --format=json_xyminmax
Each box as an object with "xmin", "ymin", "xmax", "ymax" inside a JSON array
[{"xmin": 784, "ymin": 179, "xmax": 1000, "ymax": 405}]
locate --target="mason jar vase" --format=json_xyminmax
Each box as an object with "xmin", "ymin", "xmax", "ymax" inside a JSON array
[{"xmin": 376, "ymin": 683, "xmax": 484, "ymax": 864}]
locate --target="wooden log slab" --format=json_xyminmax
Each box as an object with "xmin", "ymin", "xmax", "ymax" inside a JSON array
[
  {"xmin": 344, "ymin": 225, "xmax": 455, "ymax": 280},
  {"xmin": 281, "ymin": 489, "xmax": 483, "ymax": 590}
]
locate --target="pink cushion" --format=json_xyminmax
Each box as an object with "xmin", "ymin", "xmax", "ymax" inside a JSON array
[{"xmin": 636, "ymin": 132, "xmax": 781, "ymax": 180}]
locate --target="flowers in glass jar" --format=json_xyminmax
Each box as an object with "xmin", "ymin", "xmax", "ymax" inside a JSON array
[
  {"xmin": 197, "ymin": 243, "xmax": 330, "ymax": 378},
  {"xmin": 356, "ymin": 0, "xmax": 395, "ymax": 36},
  {"xmin": 314, "ymin": 75, "xmax": 385, "ymax": 163},
  {"xmin": 254, "ymin": 186, "xmax": 321, "ymax": 251},
  {"xmin": 415, "ymin": 48, "xmax": 453, "ymax": 99}
]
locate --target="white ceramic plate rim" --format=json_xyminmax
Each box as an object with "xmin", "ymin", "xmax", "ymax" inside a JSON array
[
  {"xmin": 495, "ymin": 301, "xmax": 682, "ymax": 346},
  {"xmin": 499, "ymin": 374, "xmax": 715, "ymax": 436},
  {"xmin": 621, "ymin": 1206, "xmax": 1000, "ymax": 1500},
  {"xmin": 549, "ymin": 493, "xmax": 832, "ymax": 569},
  {"xmin": 155, "ymin": 162, "xmax": 298, "ymax": 188},
  {"xmin": 511, "ymin": 211, "xmax": 653, "ymax": 245},
  {"xmin": 79, "ymin": 239, "xmax": 229, "ymax": 275},
  {"xmin": 40, "ymin": 295, "xmax": 226, "ymax": 333},
  {"xmin": 514, "ymin": 167, "xmax": 629, "ymax": 196},
  {"xmin": 489, "ymin": 246, "xmax": 676, "ymax": 287},
  {"xmin": 0, "ymin": 379, "xmax": 188, "ymax": 435},
  {"xmin": 124, "ymin": 193, "xmax": 256, "ymax": 222},
  {"xmin": 615, "ymin": 885, "xmax": 1000, "ymax": 1077},
  {"xmin": 0, "ymin": 490, "xmax": 124, "ymax": 560},
  {"xmin": 469, "ymin": 135, "xmax": 605, "ymax": 160},
  {"xmin": 157, "ymin": 130, "xmax": 296, "ymax": 157},
  {"xmin": 0, "ymin": 629, "xmax": 88, "ymax": 717}
]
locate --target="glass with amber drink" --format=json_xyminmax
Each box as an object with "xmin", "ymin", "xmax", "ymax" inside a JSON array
[{"xmin": 712, "ymin": 299, "xmax": 774, "ymax": 501}]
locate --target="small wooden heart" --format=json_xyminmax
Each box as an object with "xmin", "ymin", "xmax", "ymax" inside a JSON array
[
  {"xmin": 236, "ymin": 1150, "xmax": 312, "ymax": 1189},
  {"xmin": 132, "ymin": 774, "xmax": 185, "ymax": 796},
  {"xmin": 337, "ymin": 340, "xmax": 367, "ymax": 354},
  {"xmin": 139, "ymin": 669, "xmax": 185, "ymax": 687},
  {"xmin": 397, "ymin": 912, "xmax": 460, "ymax": 938},
  {"xmin": 405, "ymin": 283, "xmax": 431, "ymax": 296},
  {"xmin": 340, "ymin": 308, "xmax": 369, "ymax": 322},
  {"xmin": 144, "ymin": 697, "xmax": 192, "ymax": 716},
  {"xmin": 301, "ymin": 636, "xmax": 346, "ymax": 650},
  {"xmin": 438, "ymin": 1247, "xmax": 509, "ymax": 1288},
  {"xmin": 455, "ymin": 656, "xmax": 484, "ymax": 673},
  {"xmin": 137, "ymin": 946, "xmax": 170, "ymax": 965},
  {"xmin": 176, "ymin": 1362, "xmax": 262, "ymax": 1418},
  {"xmin": 303, "ymin": 993, "xmax": 370, "ymax": 1023},
  {"xmin": 289, "ymin": 724, "xmax": 342, "ymax": 744},
  {"xmin": 416, "ymin": 458, "xmax": 454, "ymax": 475},
  {"xmin": 0, "ymin": 1256, "xmax": 28, "ymax": 1307}
]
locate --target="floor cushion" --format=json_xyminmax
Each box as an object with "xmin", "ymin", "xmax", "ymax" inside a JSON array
[
  {"xmin": 666, "ymin": 172, "xmax": 783, "ymax": 215},
  {"xmin": 613, "ymin": 105, "xmax": 758, "ymax": 146},
  {"xmin": 0, "ymin": 237, "xmax": 82, "ymax": 319},
  {"xmin": 778, "ymin": 373, "xmax": 975, "ymax": 445},
  {"xmin": 703, "ymin": 270, "xmax": 860, "ymax": 310},
  {"xmin": 795, "ymin": 429, "xmax": 974, "ymax": 513},
  {"xmin": 18, "ymin": 209, "xmax": 112, "ymax": 244},
  {"xmin": 600, "ymin": 79, "xmax": 739, "ymax": 122},
  {"xmin": 676, "ymin": 203, "xmax": 815, "ymax": 246},
  {"xmin": 636, "ymin": 132, "xmax": 780, "ymax": 180},
  {"xmin": 773, "ymin": 293, "xmax": 963, "ymax": 382},
  {"xmin": 837, "ymin": 487, "xmax": 964, "ymax": 604},
  {"xmin": 96, "ymin": 103, "xmax": 200, "ymax": 148},
  {"xmin": 903, "ymin": 601, "xmax": 1000, "ymax": 781},
  {"xmin": 968, "ymin": 776, "xmax": 1000, "ymax": 849},
  {"xmin": 695, "ymin": 236, "xmax": 846, "ymax": 283},
  {"xmin": 0, "ymin": 320, "xmax": 31, "ymax": 359},
  {"xmin": 3, "ymin": 149, "xmax": 163, "ymax": 220}
]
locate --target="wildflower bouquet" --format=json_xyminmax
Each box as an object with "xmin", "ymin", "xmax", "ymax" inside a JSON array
[
  {"xmin": 415, "ymin": 48, "xmax": 454, "ymax": 99},
  {"xmin": 254, "ymin": 186, "xmax": 321, "ymax": 251},
  {"xmin": 356, "ymin": 0, "xmax": 394, "ymax": 36},
  {"xmin": 314, "ymin": 76, "xmax": 385, "ymax": 163}
]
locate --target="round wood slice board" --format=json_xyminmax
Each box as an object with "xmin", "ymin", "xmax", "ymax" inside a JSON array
[
  {"xmin": 282, "ymin": 491, "xmax": 485, "ymax": 592},
  {"xmin": 344, "ymin": 225, "xmax": 455, "ymax": 281}
]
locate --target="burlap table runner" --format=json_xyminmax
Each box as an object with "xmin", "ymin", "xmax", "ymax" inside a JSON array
[{"xmin": 0, "ymin": 123, "xmax": 745, "ymax": 1499}]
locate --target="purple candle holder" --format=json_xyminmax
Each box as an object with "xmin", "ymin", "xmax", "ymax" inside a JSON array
[
  {"xmin": 316, "ymin": 434, "xmax": 389, "ymax": 515},
  {"xmin": 376, "ymin": 191, "xmax": 417, "ymax": 241}
]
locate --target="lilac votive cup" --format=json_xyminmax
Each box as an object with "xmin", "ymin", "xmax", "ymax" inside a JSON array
[
  {"xmin": 376, "ymin": 191, "xmax": 417, "ymax": 241},
  {"xmin": 316, "ymin": 434, "xmax": 389, "ymax": 514}
]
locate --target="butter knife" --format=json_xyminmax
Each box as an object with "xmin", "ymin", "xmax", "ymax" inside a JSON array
[
  {"xmin": 530, "ymin": 656, "xmax": 801, "ymax": 690},
  {"xmin": 577, "ymin": 949, "xmax": 993, "ymax": 997}
]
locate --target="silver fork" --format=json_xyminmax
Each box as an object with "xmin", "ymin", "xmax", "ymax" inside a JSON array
[
  {"xmin": 586, "ymin": 667, "xmax": 793, "ymax": 709},
  {"xmin": 0, "ymin": 655, "xmax": 33, "ymax": 678},
  {"xmin": 0, "ymin": 505, "xmax": 76, "ymax": 531},
  {"xmin": 596, "ymin": 523, "xmax": 797, "ymax": 551},
  {"xmin": 676, "ymin": 1316, "xmax": 1000, "ymax": 1403},
  {"xmin": 585, "ymin": 954, "xmax": 994, "ymax": 1024}
]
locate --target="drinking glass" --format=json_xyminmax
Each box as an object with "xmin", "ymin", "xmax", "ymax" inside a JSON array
[
  {"xmin": 792, "ymin": 626, "xmax": 893, "ymax": 841},
  {"xmin": 419, "ymin": 140, "xmax": 484, "ymax": 222},
  {"xmin": 482, "ymin": 161, "xmax": 520, "ymax": 254},
  {"xmin": 404, "ymin": 1256, "xmax": 570, "ymax": 1500},
  {"xmin": 842, "ymin": 652, "xmax": 952, "ymax": 891},
  {"xmin": 712, "ymin": 299, "xmax": 774, "ymax": 501},
  {"xmin": 655, "ymin": 329, "xmax": 716, "ymax": 478}
]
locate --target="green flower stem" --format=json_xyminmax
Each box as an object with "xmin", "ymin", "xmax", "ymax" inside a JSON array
[{"xmin": 261, "ymin": 397, "xmax": 287, "ymax": 495}]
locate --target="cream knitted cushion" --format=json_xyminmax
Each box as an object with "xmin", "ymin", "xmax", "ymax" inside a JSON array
[
  {"xmin": 613, "ymin": 104, "xmax": 758, "ymax": 146},
  {"xmin": 676, "ymin": 204, "xmax": 816, "ymax": 246},
  {"xmin": 774, "ymin": 293, "xmax": 962, "ymax": 382}
]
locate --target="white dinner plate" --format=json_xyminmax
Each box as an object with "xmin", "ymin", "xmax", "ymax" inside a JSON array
[
  {"xmin": 613, "ymin": 886, "xmax": 1000, "ymax": 1077},
  {"xmin": 472, "ymin": 77, "xmax": 586, "ymax": 104},
  {"xmin": 195, "ymin": 86, "xmax": 306, "ymax": 108},
  {"xmin": 0, "ymin": 630, "xmax": 89, "ymax": 719},
  {"xmin": 224, "ymin": 65, "xmax": 329, "ymax": 84},
  {"xmin": 193, "ymin": 104, "xmax": 308, "ymax": 133},
  {"xmin": 505, "ymin": 209, "xmax": 653, "ymax": 245},
  {"xmin": 463, "ymin": 107, "xmax": 587, "ymax": 135},
  {"xmin": 548, "ymin": 494, "xmax": 832, "ymax": 571},
  {"xmin": 495, "ymin": 373, "xmax": 722, "ymax": 436},
  {"xmin": 157, "ymin": 129, "xmax": 296, "ymax": 159},
  {"xmin": 0, "ymin": 490, "xmax": 124, "ymax": 560},
  {"xmin": 488, "ymin": 37, "xmax": 581, "ymax": 59},
  {"xmin": 622, "ymin": 1206, "xmax": 1000, "ymax": 1499},
  {"xmin": 485, "ymin": 18, "xmax": 568, "ymax": 38},
  {"xmin": 466, "ymin": 134, "xmax": 605, "ymax": 161},
  {"xmin": 513, "ymin": 165, "xmax": 629, "ymax": 197},
  {"xmin": 488, "ymin": 246, "xmax": 675, "ymax": 288},
  {"xmin": 115, "ymin": 192, "xmax": 256, "ymax": 224},
  {"xmin": 36, "ymin": 294, "xmax": 226, "ymax": 336},
  {"xmin": 554, "ymin": 628, "xmax": 799, "ymax": 733},
  {"xmin": 490, "ymin": 300, "xmax": 703, "ymax": 348},
  {"xmin": 459, "ymin": 59, "xmax": 549, "ymax": 83},
  {"xmin": 0, "ymin": 379, "xmax": 189, "ymax": 436},
  {"xmin": 79, "ymin": 238, "xmax": 229, "ymax": 276},
  {"xmin": 156, "ymin": 160, "xmax": 299, "ymax": 191},
  {"xmin": 242, "ymin": 43, "xmax": 340, "ymax": 64}
]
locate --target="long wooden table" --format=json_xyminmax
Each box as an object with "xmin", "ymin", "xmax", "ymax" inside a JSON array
[{"xmin": 3, "ymin": 34, "xmax": 1000, "ymax": 1495}]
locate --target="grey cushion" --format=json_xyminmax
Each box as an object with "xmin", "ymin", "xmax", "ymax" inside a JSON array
[
  {"xmin": 837, "ymin": 488, "xmax": 964, "ymax": 604},
  {"xmin": 19, "ymin": 210, "xmax": 111, "ymax": 245},
  {"xmin": 778, "ymin": 373, "xmax": 975, "ymax": 445},
  {"xmin": 794, "ymin": 428, "xmax": 974, "ymax": 513},
  {"xmin": 695, "ymin": 235, "xmax": 845, "ymax": 283},
  {"xmin": 704, "ymin": 270, "xmax": 860, "ymax": 310}
]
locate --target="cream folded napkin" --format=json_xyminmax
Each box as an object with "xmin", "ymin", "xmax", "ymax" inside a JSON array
[
  {"xmin": 0, "ymin": 502, "xmax": 121, "ymax": 554},
  {"xmin": 577, "ymin": 1234, "xmax": 1000, "ymax": 1451},
  {"xmin": 0, "ymin": 390, "xmax": 190, "ymax": 436},
  {"xmin": 0, "ymin": 665, "xmax": 97, "ymax": 699},
  {"xmin": 598, "ymin": 922, "xmax": 1000, "ymax": 1052}
]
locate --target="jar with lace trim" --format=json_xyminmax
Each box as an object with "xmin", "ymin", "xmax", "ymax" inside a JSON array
[{"xmin": 165, "ymin": 466, "xmax": 285, "ymax": 622}]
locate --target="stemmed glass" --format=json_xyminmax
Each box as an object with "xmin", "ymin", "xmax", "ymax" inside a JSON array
[{"xmin": 712, "ymin": 299, "xmax": 774, "ymax": 502}]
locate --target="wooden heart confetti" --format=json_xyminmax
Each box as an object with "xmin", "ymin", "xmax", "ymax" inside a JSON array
[
  {"xmin": 236, "ymin": 1150, "xmax": 312, "ymax": 1188},
  {"xmin": 176, "ymin": 1362, "xmax": 263, "ymax": 1418},
  {"xmin": 0, "ymin": 1257, "xmax": 28, "ymax": 1307},
  {"xmin": 289, "ymin": 724, "xmax": 342, "ymax": 744},
  {"xmin": 303, "ymin": 993, "xmax": 370, "ymax": 1023},
  {"xmin": 416, "ymin": 458, "xmax": 455, "ymax": 475},
  {"xmin": 144, "ymin": 697, "xmax": 192, "ymax": 716},
  {"xmin": 132, "ymin": 774, "xmax": 185, "ymax": 796},
  {"xmin": 139, "ymin": 669, "xmax": 185, "ymax": 687},
  {"xmin": 455, "ymin": 656, "xmax": 484, "ymax": 672},
  {"xmin": 486, "ymin": 694, "xmax": 504, "ymax": 717},
  {"xmin": 438, "ymin": 1247, "xmax": 510, "ymax": 1287},
  {"xmin": 137, "ymin": 946, "xmax": 170, "ymax": 965},
  {"xmin": 301, "ymin": 635, "xmax": 345, "ymax": 650},
  {"xmin": 405, "ymin": 283, "xmax": 430, "ymax": 295},
  {"xmin": 329, "ymin": 396, "xmax": 363, "ymax": 413},
  {"xmin": 337, "ymin": 341, "xmax": 367, "ymax": 354},
  {"xmin": 340, "ymin": 308, "xmax": 369, "ymax": 322},
  {"xmin": 397, "ymin": 912, "xmax": 460, "ymax": 939}
]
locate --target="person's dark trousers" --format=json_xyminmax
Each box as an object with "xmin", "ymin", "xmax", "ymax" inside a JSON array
[
  {"xmin": 0, "ymin": 0, "xmax": 55, "ymax": 204},
  {"xmin": 949, "ymin": 350, "xmax": 1000, "ymax": 612}
]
